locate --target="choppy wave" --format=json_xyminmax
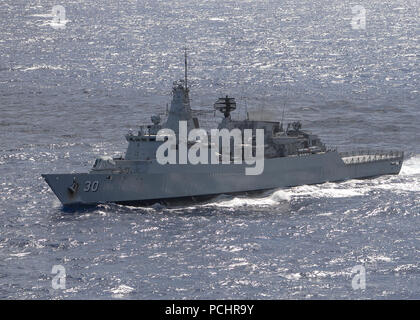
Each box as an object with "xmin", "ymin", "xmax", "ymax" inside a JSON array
[{"xmin": 1, "ymin": 0, "xmax": 419, "ymax": 299}]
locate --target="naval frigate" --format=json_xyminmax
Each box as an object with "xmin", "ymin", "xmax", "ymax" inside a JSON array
[{"xmin": 42, "ymin": 53, "xmax": 404, "ymax": 206}]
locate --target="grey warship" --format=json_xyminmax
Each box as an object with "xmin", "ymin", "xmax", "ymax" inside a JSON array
[{"xmin": 42, "ymin": 55, "xmax": 404, "ymax": 207}]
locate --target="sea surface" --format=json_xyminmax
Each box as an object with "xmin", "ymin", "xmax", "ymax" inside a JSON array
[{"xmin": 0, "ymin": 0, "xmax": 419, "ymax": 299}]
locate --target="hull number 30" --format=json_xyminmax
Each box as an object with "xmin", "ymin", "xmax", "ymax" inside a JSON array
[{"xmin": 84, "ymin": 180, "xmax": 99, "ymax": 192}]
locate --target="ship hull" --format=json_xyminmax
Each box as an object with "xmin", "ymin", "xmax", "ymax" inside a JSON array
[{"xmin": 42, "ymin": 151, "xmax": 403, "ymax": 206}]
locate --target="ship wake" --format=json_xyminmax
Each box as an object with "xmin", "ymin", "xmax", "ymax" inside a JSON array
[{"xmin": 201, "ymin": 154, "xmax": 420, "ymax": 208}]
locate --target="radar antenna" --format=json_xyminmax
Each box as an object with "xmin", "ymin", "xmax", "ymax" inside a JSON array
[{"xmin": 214, "ymin": 96, "xmax": 237, "ymax": 118}]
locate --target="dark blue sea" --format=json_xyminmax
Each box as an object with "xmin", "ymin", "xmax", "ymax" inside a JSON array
[{"xmin": 0, "ymin": 0, "xmax": 419, "ymax": 299}]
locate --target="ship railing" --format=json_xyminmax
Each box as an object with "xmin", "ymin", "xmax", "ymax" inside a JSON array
[{"xmin": 339, "ymin": 150, "xmax": 403, "ymax": 164}]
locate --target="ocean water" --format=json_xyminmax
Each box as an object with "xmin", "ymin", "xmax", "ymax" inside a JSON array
[{"xmin": 0, "ymin": 0, "xmax": 419, "ymax": 299}]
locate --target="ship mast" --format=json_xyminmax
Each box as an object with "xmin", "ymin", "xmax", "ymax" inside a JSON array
[{"xmin": 184, "ymin": 47, "xmax": 188, "ymax": 91}]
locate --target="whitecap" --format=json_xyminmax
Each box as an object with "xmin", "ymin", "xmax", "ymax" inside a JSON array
[
  {"xmin": 109, "ymin": 285, "xmax": 135, "ymax": 298},
  {"xmin": 21, "ymin": 64, "xmax": 65, "ymax": 72},
  {"xmin": 10, "ymin": 252, "xmax": 31, "ymax": 257}
]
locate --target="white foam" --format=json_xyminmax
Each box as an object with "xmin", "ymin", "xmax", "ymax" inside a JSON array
[
  {"xmin": 281, "ymin": 272, "xmax": 302, "ymax": 280},
  {"xmin": 207, "ymin": 189, "xmax": 291, "ymax": 208},
  {"xmin": 394, "ymin": 264, "xmax": 418, "ymax": 273},
  {"xmin": 208, "ymin": 17, "xmax": 225, "ymax": 22},
  {"xmin": 270, "ymin": 190, "xmax": 292, "ymax": 202},
  {"xmin": 372, "ymin": 155, "xmax": 420, "ymax": 192},
  {"xmin": 31, "ymin": 13, "xmax": 53, "ymax": 18},
  {"xmin": 288, "ymin": 183, "xmax": 367, "ymax": 199},
  {"xmin": 400, "ymin": 155, "xmax": 420, "ymax": 176},
  {"xmin": 21, "ymin": 64, "xmax": 65, "ymax": 72},
  {"xmin": 109, "ymin": 285, "xmax": 135, "ymax": 298},
  {"xmin": 10, "ymin": 252, "xmax": 31, "ymax": 257},
  {"xmin": 366, "ymin": 255, "xmax": 392, "ymax": 263}
]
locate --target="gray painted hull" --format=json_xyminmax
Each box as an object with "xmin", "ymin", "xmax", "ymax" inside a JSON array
[{"xmin": 42, "ymin": 151, "xmax": 403, "ymax": 206}]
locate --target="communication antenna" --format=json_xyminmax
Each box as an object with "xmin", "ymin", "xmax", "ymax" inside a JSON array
[
  {"xmin": 245, "ymin": 97, "xmax": 248, "ymax": 120},
  {"xmin": 240, "ymin": 95, "xmax": 249, "ymax": 120},
  {"xmin": 281, "ymin": 86, "xmax": 290, "ymax": 131},
  {"xmin": 280, "ymin": 100, "xmax": 288, "ymax": 132},
  {"xmin": 184, "ymin": 47, "xmax": 188, "ymax": 91}
]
